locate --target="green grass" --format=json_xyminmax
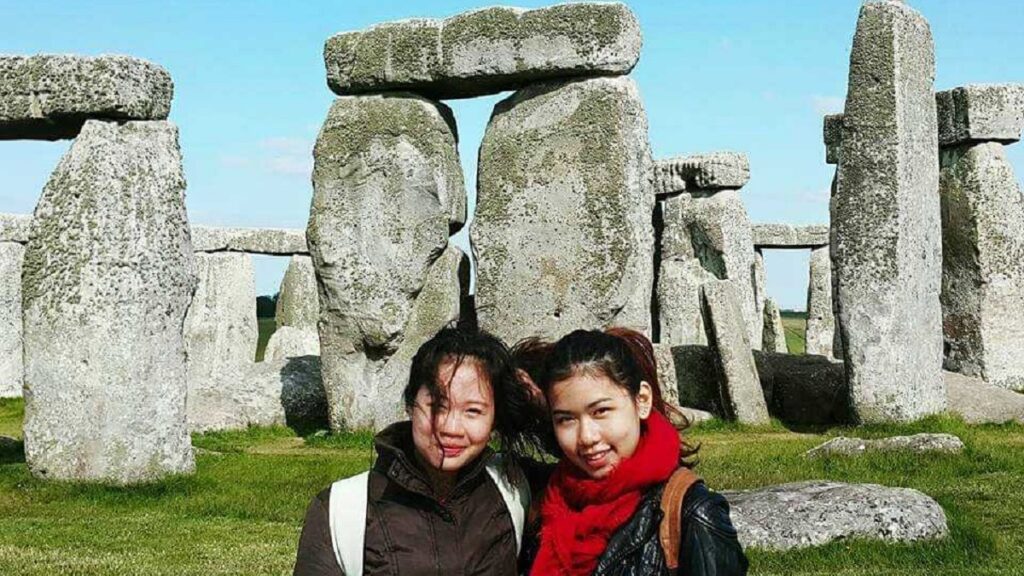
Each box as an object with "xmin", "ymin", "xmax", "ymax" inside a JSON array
[
  {"xmin": 2, "ymin": 397, "xmax": 1023, "ymax": 575},
  {"xmin": 255, "ymin": 317, "xmax": 277, "ymax": 362},
  {"xmin": 780, "ymin": 311, "xmax": 807, "ymax": 355}
]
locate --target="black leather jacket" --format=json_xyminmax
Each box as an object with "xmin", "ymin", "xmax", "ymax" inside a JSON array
[{"xmin": 521, "ymin": 481, "xmax": 748, "ymax": 576}]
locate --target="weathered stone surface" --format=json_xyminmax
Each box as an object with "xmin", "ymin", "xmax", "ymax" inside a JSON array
[
  {"xmin": 184, "ymin": 253, "xmax": 265, "ymax": 432},
  {"xmin": 247, "ymin": 356, "xmax": 329, "ymax": 432},
  {"xmin": 0, "ymin": 243, "xmax": 23, "ymax": 398},
  {"xmin": 940, "ymin": 142, "xmax": 1024, "ymax": 391},
  {"xmin": 805, "ymin": 246, "xmax": 836, "ymax": 357},
  {"xmin": 678, "ymin": 406, "xmax": 715, "ymax": 426},
  {"xmin": 724, "ymin": 481, "xmax": 948, "ymax": 551},
  {"xmin": 265, "ymin": 325, "xmax": 321, "ymax": 361},
  {"xmin": 190, "ymin": 226, "xmax": 308, "ymax": 255},
  {"xmin": 0, "ymin": 55, "xmax": 172, "ymax": 140},
  {"xmin": 937, "ymin": 84, "xmax": 1024, "ymax": 146},
  {"xmin": 805, "ymin": 433, "xmax": 963, "ymax": 458},
  {"xmin": 832, "ymin": 0, "xmax": 944, "ymax": 422},
  {"xmin": 753, "ymin": 250, "xmax": 766, "ymax": 335},
  {"xmin": 324, "ymin": 3, "xmax": 641, "ymax": 100},
  {"xmin": 754, "ymin": 350, "xmax": 850, "ymax": 425},
  {"xmin": 0, "ymin": 213, "xmax": 31, "ymax": 244},
  {"xmin": 22, "ymin": 120, "xmax": 195, "ymax": 483},
  {"xmin": 824, "ymin": 113, "xmax": 844, "ymax": 165},
  {"xmin": 276, "ymin": 255, "xmax": 319, "ymax": 331},
  {"xmin": 473, "ymin": 76, "xmax": 653, "ymax": 343},
  {"xmin": 701, "ymin": 281, "xmax": 769, "ymax": 424},
  {"xmin": 944, "ymin": 370, "xmax": 1024, "ymax": 424},
  {"xmin": 659, "ymin": 191, "xmax": 760, "ymax": 347},
  {"xmin": 655, "ymin": 152, "xmax": 750, "ymax": 191},
  {"xmin": 761, "ymin": 298, "xmax": 788, "ymax": 354},
  {"xmin": 671, "ymin": 345, "xmax": 720, "ymax": 415},
  {"xmin": 652, "ymin": 343, "xmax": 680, "ymax": 409},
  {"xmin": 751, "ymin": 223, "xmax": 829, "ymax": 249}
]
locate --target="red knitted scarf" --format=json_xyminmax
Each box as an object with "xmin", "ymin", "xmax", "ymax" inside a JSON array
[{"xmin": 530, "ymin": 411, "xmax": 681, "ymax": 576}]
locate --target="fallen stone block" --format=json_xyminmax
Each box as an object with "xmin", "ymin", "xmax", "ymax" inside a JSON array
[
  {"xmin": 325, "ymin": 3, "xmax": 641, "ymax": 99},
  {"xmin": 0, "ymin": 213, "xmax": 31, "ymax": 244},
  {"xmin": 473, "ymin": 76, "xmax": 653, "ymax": 343},
  {"xmin": 248, "ymin": 356, "xmax": 329, "ymax": 433},
  {"xmin": 654, "ymin": 152, "xmax": 750, "ymax": 191},
  {"xmin": 0, "ymin": 243, "xmax": 23, "ymax": 398},
  {"xmin": 945, "ymin": 370, "xmax": 1024, "ymax": 424},
  {"xmin": 751, "ymin": 223, "xmax": 829, "ymax": 249},
  {"xmin": 832, "ymin": 0, "xmax": 945, "ymax": 422},
  {"xmin": 753, "ymin": 350, "xmax": 851, "ymax": 426},
  {"xmin": 937, "ymin": 84, "xmax": 1024, "ymax": 146},
  {"xmin": 190, "ymin": 226, "xmax": 308, "ymax": 255},
  {"xmin": 265, "ymin": 326, "xmax": 320, "ymax": 361},
  {"xmin": 0, "ymin": 55, "xmax": 172, "ymax": 140},
  {"xmin": 22, "ymin": 120, "xmax": 195, "ymax": 483},
  {"xmin": 805, "ymin": 433, "xmax": 964, "ymax": 458},
  {"xmin": 701, "ymin": 281, "xmax": 769, "ymax": 425},
  {"xmin": 276, "ymin": 255, "xmax": 319, "ymax": 331},
  {"xmin": 724, "ymin": 481, "xmax": 948, "ymax": 551}
]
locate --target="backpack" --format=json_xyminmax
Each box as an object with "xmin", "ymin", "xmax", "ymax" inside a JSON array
[
  {"xmin": 659, "ymin": 468, "xmax": 702, "ymax": 575},
  {"xmin": 327, "ymin": 454, "xmax": 530, "ymax": 576}
]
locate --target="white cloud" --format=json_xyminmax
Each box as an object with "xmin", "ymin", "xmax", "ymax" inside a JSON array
[
  {"xmin": 220, "ymin": 137, "xmax": 313, "ymax": 177},
  {"xmin": 811, "ymin": 95, "xmax": 845, "ymax": 116}
]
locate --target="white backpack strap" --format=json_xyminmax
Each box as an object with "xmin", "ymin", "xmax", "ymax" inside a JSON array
[
  {"xmin": 485, "ymin": 454, "xmax": 531, "ymax": 552},
  {"xmin": 328, "ymin": 471, "xmax": 369, "ymax": 576}
]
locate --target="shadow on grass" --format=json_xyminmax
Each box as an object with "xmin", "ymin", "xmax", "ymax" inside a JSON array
[{"xmin": 0, "ymin": 437, "xmax": 24, "ymax": 464}]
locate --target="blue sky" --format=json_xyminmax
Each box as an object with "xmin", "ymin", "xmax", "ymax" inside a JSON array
[{"xmin": 2, "ymin": 0, "xmax": 1022, "ymax": 309}]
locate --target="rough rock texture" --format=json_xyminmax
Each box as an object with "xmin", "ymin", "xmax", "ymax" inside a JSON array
[
  {"xmin": 805, "ymin": 246, "xmax": 836, "ymax": 357},
  {"xmin": 0, "ymin": 243, "xmax": 23, "ymax": 398},
  {"xmin": 0, "ymin": 55, "xmax": 173, "ymax": 140},
  {"xmin": 805, "ymin": 433, "xmax": 964, "ymax": 458},
  {"xmin": 940, "ymin": 142, "xmax": 1024, "ymax": 391},
  {"xmin": 937, "ymin": 84, "xmax": 1024, "ymax": 146},
  {"xmin": 753, "ymin": 250, "xmax": 766, "ymax": 333},
  {"xmin": 832, "ymin": 0, "xmax": 945, "ymax": 422},
  {"xmin": 184, "ymin": 253, "xmax": 266, "ymax": 432},
  {"xmin": 655, "ymin": 152, "xmax": 750, "ymax": 191},
  {"xmin": 265, "ymin": 325, "xmax": 321, "ymax": 361},
  {"xmin": 276, "ymin": 255, "xmax": 319, "ymax": 331},
  {"xmin": 21, "ymin": 120, "xmax": 195, "ymax": 483},
  {"xmin": 310, "ymin": 93, "xmax": 466, "ymax": 430},
  {"xmin": 191, "ymin": 226, "xmax": 308, "ymax": 255},
  {"xmin": 324, "ymin": 3, "xmax": 641, "ymax": 100},
  {"xmin": 762, "ymin": 298, "xmax": 788, "ymax": 354},
  {"xmin": 751, "ymin": 223, "xmax": 830, "ymax": 249},
  {"xmin": 247, "ymin": 356, "xmax": 329, "ymax": 432},
  {"xmin": 700, "ymin": 281, "xmax": 769, "ymax": 424},
  {"xmin": 671, "ymin": 345, "xmax": 720, "ymax": 415},
  {"xmin": 652, "ymin": 343, "xmax": 680, "ymax": 408},
  {"xmin": 0, "ymin": 213, "xmax": 31, "ymax": 244},
  {"xmin": 659, "ymin": 191, "xmax": 760, "ymax": 347},
  {"xmin": 754, "ymin": 351, "xmax": 850, "ymax": 425},
  {"xmin": 724, "ymin": 481, "xmax": 948, "ymax": 551},
  {"xmin": 473, "ymin": 76, "xmax": 653, "ymax": 343},
  {"xmin": 824, "ymin": 113, "xmax": 844, "ymax": 165},
  {"xmin": 945, "ymin": 370, "xmax": 1024, "ymax": 424}
]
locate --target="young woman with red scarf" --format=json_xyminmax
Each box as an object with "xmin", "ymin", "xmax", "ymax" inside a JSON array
[{"xmin": 517, "ymin": 328, "xmax": 748, "ymax": 576}]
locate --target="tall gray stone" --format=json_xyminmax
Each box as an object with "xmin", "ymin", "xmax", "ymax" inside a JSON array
[
  {"xmin": 22, "ymin": 120, "xmax": 195, "ymax": 483},
  {"xmin": 832, "ymin": 0, "xmax": 944, "ymax": 422},
  {"xmin": 184, "ymin": 253, "xmax": 265, "ymax": 432},
  {"xmin": 0, "ymin": 243, "xmax": 23, "ymax": 398},
  {"xmin": 805, "ymin": 246, "xmax": 836, "ymax": 357},
  {"xmin": 324, "ymin": 3, "xmax": 641, "ymax": 100},
  {"xmin": 0, "ymin": 55, "xmax": 173, "ymax": 140},
  {"xmin": 700, "ymin": 280, "xmax": 769, "ymax": 425},
  {"xmin": 940, "ymin": 142, "xmax": 1024, "ymax": 391},
  {"xmin": 309, "ymin": 93, "xmax": 466, "ymax": 430},
  {"xmin": 762, "ymin": 298, "xmax": 788, "ymax": 354},
  {"xmin": 658, "ymin": 190, "xmax": 760, "ymax": 348},
  {"xmin": 276, "ymin": 255, "xmax": 319, "ymax": 331},
  {"xmin": 473, "ymin": 76, "xmax": 653, "ymax": 343},
  {"xmin": 753, "ymin": 250, "xmax": 766, "ymax": 344}
]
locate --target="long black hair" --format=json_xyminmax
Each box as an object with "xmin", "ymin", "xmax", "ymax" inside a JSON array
[{"xmin": 404, "ymin": 326, "xmax": 545, "ymax": 474}]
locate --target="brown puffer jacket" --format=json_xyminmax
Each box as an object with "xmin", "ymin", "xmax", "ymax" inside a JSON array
[{"xmin": 293, "ymin": 421, "xmax": 545, "ymax": 576}]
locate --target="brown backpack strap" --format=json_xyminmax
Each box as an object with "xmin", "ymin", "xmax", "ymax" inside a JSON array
[{"xmin": 659, "ymin": 468, "xmax": 701, "ymax": 574}]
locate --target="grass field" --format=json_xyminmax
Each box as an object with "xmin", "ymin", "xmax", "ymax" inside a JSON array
[
  {"xmin": 781, "ymin": 311, "xmax": 807, "ymax": 355},
  {"xmin": 1, "ymin": 397, "xmax": 1022, "ymax": 575}
]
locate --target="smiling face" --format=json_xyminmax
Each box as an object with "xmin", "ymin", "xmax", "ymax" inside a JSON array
[
  {"xmin": 410, "ymin": 356, "xmax": 495, "ymax": 475},
  {"xmin": 548, "ymin": 370, "xmax": 652, "ymax": 480}
]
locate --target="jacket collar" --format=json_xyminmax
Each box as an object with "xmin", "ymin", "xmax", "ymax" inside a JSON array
[
  {"xmin": 373, "ymin": 420, "xmax": 494, "ymax": 502},
  {"xmin": 591, "ymin": 485, "xmax": 665, "ymax": 575}
]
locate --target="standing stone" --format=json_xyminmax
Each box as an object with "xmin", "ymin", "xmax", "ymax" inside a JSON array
[
  {"xmin": 753, "ymin": 250, "xmax": 766, "ymax": 344},
  {"xmin": 309, "ymin": 94, "xmax": 466, "ymax": 430},
  {"xmin": 276, "ymin": 255, "xmax": 319, "ymax": 331},
  {"xmin": 831, "ymin": 0, "xmax": 944, "ymax": 422},
  {"xmin": 701, "ymin": 280, "xmax": 770, "ymax": 425},
  {"xmin": 940, "ymin": 142, "xmax": 1024, "ymax": 391},
  {"xmin": 805, "ymin": 246, "xmax": 836, "ymax": 357},
  {"xmin": 0, "ymin": 243, "xmax": 22, "ymax": 398},
  {"xmin": 473, "ymin": 76, "xmax": 653, "ymax": 343},
  {"xmin": 22, "ymin": 120, "xmax": 195, "ymax": 483},
  {"xmin": 762, "ymin": 298, "xmax": 788, "ymax": 354},
  {"xmin": 658, "ymin": 189, "xmax": 760, "ymax": 348},
  {"xmin": 184, "ymin": 253, "xmax": 265, "ymax": 432}
]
